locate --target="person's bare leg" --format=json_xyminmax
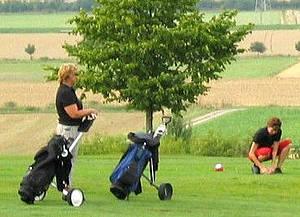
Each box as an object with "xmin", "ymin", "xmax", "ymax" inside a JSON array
[
  {"xmin": 277, "ymin": 144, "xmax": 292, "ymax": 168},
  {"xmin": 258, "ymin": 155, "xmax": 271, "ymax": 162}
]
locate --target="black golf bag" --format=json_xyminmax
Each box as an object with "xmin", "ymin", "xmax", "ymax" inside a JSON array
[
  {"xmin": 109, "ymin": 117, "xmax": 173, "ymax": 201},
  {"xmin": 18, "ymin": 114, "xmax": 96, "ymax": 205},
  {"xmin": 18, "ymin": 135, "xmax": 72, "ymax": 204}
]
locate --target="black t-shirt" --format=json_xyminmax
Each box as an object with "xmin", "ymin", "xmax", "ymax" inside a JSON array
[
  {"xmin": 56, "ymin": 84, "xmax": 83, "ymax": 126},
  {"xmin": 252, "ymin": 127, "xmax": 282, "ymax": 148}
]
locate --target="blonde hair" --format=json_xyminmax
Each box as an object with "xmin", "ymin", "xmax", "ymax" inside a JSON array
[{"xmin": 58, "ymin": 63, "xmax": 77, "ymax": 84}]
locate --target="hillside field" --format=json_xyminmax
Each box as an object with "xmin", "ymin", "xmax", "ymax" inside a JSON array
[{"xmin": 1, "ymin": 56, "xmax": 300, "ymax": 154}]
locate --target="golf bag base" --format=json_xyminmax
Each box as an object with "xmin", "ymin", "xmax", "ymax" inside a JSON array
[
  {"xmin": 110, "ymin": 183, "xmax": 129, "ymax": 200},
  {"xmin": 18, "ymin": 135, "xmax": 71, "ymax": 204}
]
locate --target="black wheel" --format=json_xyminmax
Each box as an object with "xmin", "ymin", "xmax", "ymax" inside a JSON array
[
  {"xmin": 158, "ymin": 183, "xmax": 173, "ymax": 200},
  {"xmin": 34, "ymin": 191, "xmax": 46, "ymax": 202},
  {"xmin": 66, "ymin": 188, "xmax": 85, "ymax": 207}
]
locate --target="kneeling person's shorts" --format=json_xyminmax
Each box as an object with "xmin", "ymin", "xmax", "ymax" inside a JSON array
[{"xmin": 255, "ymin": 139, "xmax": 292, "ymax": 157}]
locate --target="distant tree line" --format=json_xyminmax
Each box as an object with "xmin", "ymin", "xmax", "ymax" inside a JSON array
[
  {"xmin": 3, "ymin": 0, "xmax": 300, "ymax": 13},
  {"xmin": 0, "ymin": 0, "xmax": 96, "ymax": 12},
  {"xmin": 197, "ymin": 0, "xmax": 300, "ymax": 11}
]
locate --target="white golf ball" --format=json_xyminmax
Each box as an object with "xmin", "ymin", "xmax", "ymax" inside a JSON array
[{"xmin": 214, "ymin": 163, "xmax": 224, "ymax": 171}]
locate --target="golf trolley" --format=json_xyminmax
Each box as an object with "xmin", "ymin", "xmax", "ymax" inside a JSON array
[
  {"xmin": 109, "ymin": 116, "xmax": 173, "ymax": 201},
  {"xmin": 18, "ymin": 114, "xmax": 96, "ymax": 207}
]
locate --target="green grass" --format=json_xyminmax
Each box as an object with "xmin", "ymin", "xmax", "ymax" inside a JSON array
[
  {"xmin": 0, "ymin": 59, "xmax": 67, "ymax": 82},
  {"xmin": 0, "ymin": 101, "xmax": 140, "ymax": 114},
  {"xmin": 1, "ymin": 11, "xmax": 300, "ymax": 33},
  {"xmin": 0, "ymin": 28, "xmax": 72, "ymax": 33},
  {"xmin": 204, "ymin": 10, "xmax": 282, "ymax": 25},
  {"xmin": 181, "ymin": 104, "xmax": 215, "ymax": 121},
  {"xmin": 0, "ymin": 12, "xmax": 74, "ymax": 33},
  {"xmin": 0, "ymin": 56, "xmax": 297, "ymax": 83},
  {"xmin": 204, "ymin": 10, "xmax": 300, "ymax": 30},
  {"xmin": 192, "ymin": 106, "xmax": 300, "ymax": 147},
  {"xmin": 221, "ymin": 56, "xmax": 298, "ymax": 79},
  {"xmin": 1, "ymin": 155, "xmax": 300, "ymax": 217},
  {"xmin": 236, "ymin": 11, "xmax": 282, "ymax": 26},
  {"xmin": 253, "ymin": 24, "xmax": 300, "ymax": 30}
]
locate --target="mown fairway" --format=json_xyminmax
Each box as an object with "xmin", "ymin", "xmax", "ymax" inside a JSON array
[{"xmin": 1, "ymin": 155, "xmax": 299, "ymax": 217}]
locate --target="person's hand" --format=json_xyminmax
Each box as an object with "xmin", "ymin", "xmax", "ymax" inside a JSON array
[
  {"xmin": 269, "ymin": 165, "xmax": 276, "ymax": 174},
  {"xmin": 89, "ymin": 108, "xmax": 98, "ymax": 115},
  {"xmin": 260, "ymin": 165, "xmax": 270, "ymax": 174}
]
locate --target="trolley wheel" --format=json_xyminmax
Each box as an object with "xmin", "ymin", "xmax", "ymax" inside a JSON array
[
  {"xmin": 34, "ymin": 191, "xmax": 46, "ymax": 202},
  {"xmin": 66, "ymin": 188, "xmax": 85, "ymax": 207},
  {"xmin": 158, "ymin": 183, "xmax": 173, "ymax": 200}
]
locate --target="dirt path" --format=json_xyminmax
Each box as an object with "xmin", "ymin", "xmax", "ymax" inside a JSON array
[{"xmin": 190, "ymin": 108, "xmax": 245, "ymax": 126}]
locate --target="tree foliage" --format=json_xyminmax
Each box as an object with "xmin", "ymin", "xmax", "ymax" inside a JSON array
[
  {"xmin": 25, "ymin": 44, "xmax": 35, "ymax": 60},
  {"xmin": 250, "ymin": 41, "xmax": 266, "ymax": 54},
  {"xmin": 65, "ymin": 0, "xmax": 252, "ymax": 131}
]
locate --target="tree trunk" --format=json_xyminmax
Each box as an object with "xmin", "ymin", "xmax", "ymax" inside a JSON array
[{"xmin": 146, "ymin": 110, "xmax": 153, "ymax": 133}]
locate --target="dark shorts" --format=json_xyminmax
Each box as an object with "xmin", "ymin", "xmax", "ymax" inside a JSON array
[{"xmin": 254, "ymin": 139, "xmax": 292, "ymax": 157}]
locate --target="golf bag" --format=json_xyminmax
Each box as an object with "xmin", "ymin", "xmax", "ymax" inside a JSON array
[
  {"xmin": 18, "ymin": 114, "xmax": 96, "ymax": 205},
  {"xmin": 18, "ymin": 135, "xmax": 71, "ymax": 204},
  {"xmin": 109, "ymin": 117, "xmax": 173, "ymax": 200}
]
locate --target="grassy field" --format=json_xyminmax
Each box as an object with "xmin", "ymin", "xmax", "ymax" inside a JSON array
[
  {"xmin": 1, "ymin": 155, "xmax": 300, "ymax": 217},
  {"xmin": 222, "ymin": 56, "xmax": 298, "ymax": 79},
  {"xmin": 193, "ymin": 106, "xmax": 300, "ymax": 147},
  {"xmin": 204, "ymin": 10, "xmax": 300, "ymax": 30},
  {"xmin": 0, "ymin": 59, "xmax": 66, "ymax": 82},
  {"xmin": 0, "ymin": 13, "xmax": 74, "ymax": 33},
  {"xmin": 205, "ymin": 10, "xmax": 282, "ymax": 26},
  {"xmin": 0, "ymin": 56, "xmax": 297, "ymax": 83},
  {"xmin": 0, "ymin": 11, "xmax": 300, "ymax": 33}
]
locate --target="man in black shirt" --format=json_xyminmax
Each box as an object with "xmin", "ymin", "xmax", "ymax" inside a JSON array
[{"xmin": 248, "ymin": 117, "xmax": 292, "ymax": 174}]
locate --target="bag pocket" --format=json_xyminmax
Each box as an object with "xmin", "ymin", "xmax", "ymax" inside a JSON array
[{"xmin": 120, "ymin": 160, "xmax": 138, "ymax": 185}]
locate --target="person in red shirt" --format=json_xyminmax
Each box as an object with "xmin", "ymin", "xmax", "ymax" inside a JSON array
[{"xmin": 248, "ymin": 117, "xmax": 292, "ymax": 174}]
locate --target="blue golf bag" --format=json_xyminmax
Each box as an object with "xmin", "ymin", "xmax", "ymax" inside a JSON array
[{"xmin": 109, "ymin": 117, "xmax": 173, "ymax": 201}]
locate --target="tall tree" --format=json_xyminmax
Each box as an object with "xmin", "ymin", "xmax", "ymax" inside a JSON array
[{"xmin": 64, "ymin": 0, "xmax": 252, "ymax": 132}]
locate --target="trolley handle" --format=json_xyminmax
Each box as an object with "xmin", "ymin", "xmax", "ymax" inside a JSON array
[{"xmin": 78, "ymin": 113, "xmax": 97, "ymax": 132}]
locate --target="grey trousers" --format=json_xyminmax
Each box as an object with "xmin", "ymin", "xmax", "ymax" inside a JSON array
[{"xmin": 56, "ymin": 123, "xmax": 80, "ymax": 187}]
